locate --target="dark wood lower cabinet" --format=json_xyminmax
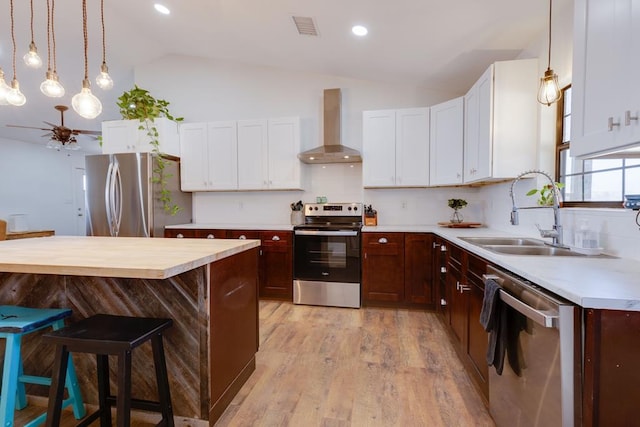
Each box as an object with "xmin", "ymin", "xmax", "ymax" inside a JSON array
[
  {"xmin": 166, "ymin": 228, "xmax": 293, "ymax": 301},
  {"xmin": 404, "ymin": 233, "xmax": 435, "ymax": 308},
  {"xmin": 362, "ymin": 233, "xmax": 405, "ymax": 304}
]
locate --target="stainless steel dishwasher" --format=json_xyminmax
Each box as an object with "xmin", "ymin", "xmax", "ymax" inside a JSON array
[{"xmin": 483, "ymin": 266, "xmax": 581, "ymax": 427}]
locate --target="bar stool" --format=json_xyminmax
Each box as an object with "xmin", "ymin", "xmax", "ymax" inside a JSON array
[
  {"xmin": 43, "ymin": 314, "xmax": 174, "ymax": 427},
  {"xmin": 0, "ymin": 305, "xmax": 85, "ymax": 427}
]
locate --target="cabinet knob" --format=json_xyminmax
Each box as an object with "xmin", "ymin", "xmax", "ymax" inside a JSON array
[
  {"xmin": 625, "ymin": 110, "xmax": 638, "ymax": 126},
  {"xmin": 272, "ymin": 235, "xmax": 280, "ymax": 241},
  {"xmin": 207, "ymin": 234, "xmax": 215, "ymax": 239},
  {"xmin": 176, "ymin": 233, "xmax": 184, "ymax": 238},
  {"xmin": 441, "ymin": 245, "xmax": 447, "ymax": 252},
  {"xmin": 440, "ymin": 298, "xmax": 447, "ymax": 306},
  {"xmin": 378, "ymin": 237, "xmax": 388, "ymax": 244},
  {"xmin": 608, "ymin": 117, "xmax": 621, "ymax": 131},
  {"xmin": 440, "ymin": 266, "xmax": 447, "ymax": 273},
  {"xmin": 239, "ymin": 235, "xmax": 247, "ymax": 240}
]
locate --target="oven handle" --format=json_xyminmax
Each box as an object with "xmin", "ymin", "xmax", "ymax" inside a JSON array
[{"xmin": 295, "ymin": 230, "xmax": 359, "ymax": 237}]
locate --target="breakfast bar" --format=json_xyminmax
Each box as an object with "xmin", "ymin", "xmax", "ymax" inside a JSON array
[{"xmin": 0, "ymin": 236, "xmax": 261, "ymax": 426}]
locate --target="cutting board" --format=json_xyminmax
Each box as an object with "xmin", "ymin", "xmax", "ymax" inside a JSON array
[{"xmin": 437, "ymin": 222, "xmax": 483, "ymax": 228}]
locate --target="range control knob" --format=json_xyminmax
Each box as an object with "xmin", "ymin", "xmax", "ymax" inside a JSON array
[{"xmin": 353, "ymin": 206, "xmax": 358, "ymax": 211}]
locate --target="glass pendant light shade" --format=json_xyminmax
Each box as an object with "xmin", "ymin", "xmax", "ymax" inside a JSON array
[
  {"xmin": 537, "ymin": 68, "xmax": 561, "ymax": 106},
  {"xmin": 95, "ymin": 63, "xmax": 113, "ymax": 90},
  {"xmin": 0, "ymin": 69, "xmax": 10, "ymax": 105},
  {"xmin": 46, "ymin": 139, "xmax": 63, "ymax": 150},
  {"xmin": 40, "ymin": 70, "xmax": 65, "ymax": 97},
  {"xmin": 6, "ymin": 79, "xmax": 26, "ymax": 106},
  {"xmin": 72, "ymin": 79, "xmax": 102, "ymax": 119},
  {"xmin": 23, "ymin": 42, "xmax": 43, "ymax": 68}
]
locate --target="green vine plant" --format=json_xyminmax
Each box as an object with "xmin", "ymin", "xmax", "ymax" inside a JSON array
[{"xmin": 116, "ymin": 85, "xmax": 184, "ymax": 215}]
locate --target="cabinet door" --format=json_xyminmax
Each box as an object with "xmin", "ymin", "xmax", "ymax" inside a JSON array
[
  {"xmin": 237, "ymin": 120, "xmax": 268, "ymax": 190},
  {"xmin": 101, "ymin": 120, "xmax": 139, "ymax": 154},
  {"xmin": 466, "ymin": 254, "xmax": 489, "ymax": 400},
  {"xmin": 464, "ymin": 65, "xmax": 493, "ymax": 183},
  {"xmin": 179, "ymin": 123, "xmax": 210, "ymax": 191},
  {"xmin": 207, "ymin": 121, "xmax": 238, "ymax": 190},
  {"xmin": 362, "ymin": 233, "xmax": 405, "ymax": 303},
  {"xmin": 363, "ymin": 110, "xmax": 397, "ymax": 187},
  {"xmin": 430, "ymin": 98, "xmax": 464, "ymax": 185},
  {"xmin": 447, "ymin": 262, "xmax": 467, "ymax": 346},
  {"xmin": 571, "ymin": 0, "xmax": 626, "ymax": 157},
  {"xmin": 395, "ymin": 108, "xmax": 430, "ymax": 186},
  {"xmin": 259, "ymin": 231, "xmax": 293, "ymax": 300},
  {"xmin": 404, "ymin": 233, "xmax": 434, "ymax": 306},
  {"xmin": 267, "ymin": 117, "xmax": 301, "ymax": 189}
]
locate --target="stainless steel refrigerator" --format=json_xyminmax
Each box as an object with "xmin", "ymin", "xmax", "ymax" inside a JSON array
[{"xmin": 85, "ymin": 153, "xmax": 192, "ymax": 237}]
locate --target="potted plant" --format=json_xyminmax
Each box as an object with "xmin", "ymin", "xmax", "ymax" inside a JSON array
[
  {"xmin": 448, "ymin": 198, "xmax": 467, "ymax": 223},
  {"xmin": 116, "ymin": 86, "xmax": 184, "ymax": 215},
  {"xmin": 526, "ymin": 182, "xmax": 564, "ymax": 207}
]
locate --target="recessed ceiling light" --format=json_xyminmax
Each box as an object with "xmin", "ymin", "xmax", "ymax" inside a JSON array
[
  {"xmin": 352, "ymin": 25, "xmax": 368, "ymax": 36},
  {"xmin": 154, "ymin": 4, "xmax": 170, "ymax": 15}
]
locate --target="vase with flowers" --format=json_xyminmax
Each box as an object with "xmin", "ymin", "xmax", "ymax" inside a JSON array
[{"xmin": 448, "ymin": 198, "xmax": 467, "ymax": 224}]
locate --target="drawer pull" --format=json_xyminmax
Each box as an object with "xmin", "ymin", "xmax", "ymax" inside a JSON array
[
  {"xmin": 239, "ymin": 235, "xmax": 246, "ymax": 240},
  {"xmin": 206, "ymin": 234, "xmax": 215, "ymax": 239},
  {"xmin": 608, "ymin": 116, "xmax": 621, "ymax": 131},
  {"xmin": 625, "ymin": 110, "xmax": 638, "ymax": 126},
  {"xmin": 440, "ymin": 266, "xmax": 447, "ymax": 274},
  {"xmin": 378, "ymin": 237, "xmax": 388, "ymax": 244},
  {"xmin": 272, "ymin": 235, "xmax": 280, "ymax": 241},
  {"xmin": 176, "ymin": 233, "xmax": 184, "ymax": 239}
]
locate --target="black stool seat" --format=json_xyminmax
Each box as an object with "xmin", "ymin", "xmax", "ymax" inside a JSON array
[{"xmin": 43, "ymin": 314, "xmax": 174, "ymax": 427}]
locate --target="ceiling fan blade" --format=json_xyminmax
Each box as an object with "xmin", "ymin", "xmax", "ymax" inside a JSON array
[
  {"xmin": 43, "ymin": 121, "xmax": 58, "ymax": 128},
  {"xmin": 7, "ymin": 124, "xmax": 53, "ymax": 131},
  {"xmin": 72, "ymin": 129, "xmax": 102, "ymax": 135}
]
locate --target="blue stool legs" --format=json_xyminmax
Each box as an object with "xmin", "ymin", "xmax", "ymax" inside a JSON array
[{"xmin": 0, "ymin": 318, "xmax": 85, "ymax": 427}]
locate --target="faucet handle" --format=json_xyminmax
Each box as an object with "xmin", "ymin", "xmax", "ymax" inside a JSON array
[{"xmin": 536, "ymin": 223, "xmax": 559, "ymax": 238}]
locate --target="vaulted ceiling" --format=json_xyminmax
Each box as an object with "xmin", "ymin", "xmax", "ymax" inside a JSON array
[{"xmin": 0, "ymin": 0, "xmax": 564, "ymax": 150}]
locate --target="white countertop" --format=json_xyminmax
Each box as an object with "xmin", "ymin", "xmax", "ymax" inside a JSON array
[
  {"xmin": 0, "ymin": 236, "xmax": 260, "ymax": 279},
  {"xmin": 364, "ymin": 225, "xmax": 640, "ymax": 312},
  {"xmin": 166, "ymin": 223, "xmax": 294, "ymax": 231}
]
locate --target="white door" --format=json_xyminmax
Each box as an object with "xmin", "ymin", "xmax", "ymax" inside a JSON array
[
  {"xmin": 237, "ymin": 119, "xmax": 268, "ymax": 190},
  {"xmin": 363, "ymin": 110, "xmax": 396, "ymax": 187},
  {"xmin": 179, "ymin": 123, "xmax": 209, "ymax": 191},
  {"xmin": 395, "ymin": 108, "xmax": 430, "ymax": 187},
  {"xmin": 207, "ymin": 121, "xmax": 238, "ymax": 190},
  {"xmin": 267, "ymin": 117, "xmax": 301, "ymax": 189},
  {"xmin": 430, "ymin": 97, "xmax": 464, "ymax": 186}
]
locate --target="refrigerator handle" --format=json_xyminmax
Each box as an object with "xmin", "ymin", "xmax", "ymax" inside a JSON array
[
  {"xmin": 104, "ymin": 161, "xmax": 115, "ymax": 237},
  {"xmin": 112, "ymin": 159, "xmax": 123, "ymax": 237},
  {"xmin": 136, "ymin": 153, "xmax": 150, "ymax": 238}
]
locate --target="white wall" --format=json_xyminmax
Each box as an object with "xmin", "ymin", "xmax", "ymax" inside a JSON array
[
  {"xmin": 135, "ymin": 55, "xmax": 461, "ymax": 225},
  {"xmin": 0, "ymin": 138, "xmax": 86, "ymax": 236}
]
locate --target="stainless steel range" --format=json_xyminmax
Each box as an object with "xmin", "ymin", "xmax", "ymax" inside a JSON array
[{"xmin": 293, "ymin": 203, "xmax": 362, "ymax": 308}]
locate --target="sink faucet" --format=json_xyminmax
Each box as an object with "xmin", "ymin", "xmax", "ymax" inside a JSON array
[{"xmin": 509, "ymin": 170, "xmax": 567, "ymax": 248}]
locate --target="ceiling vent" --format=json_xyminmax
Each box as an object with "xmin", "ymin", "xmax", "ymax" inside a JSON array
[{"xmin": 292, "ymin": 16, "xmax": 318, "ymax": 36}]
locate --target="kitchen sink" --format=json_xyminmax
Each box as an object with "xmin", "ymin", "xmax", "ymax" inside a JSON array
[
  {"xmin": 459, "ymin": 237, "xmax": 546, "ymax": 246},
  {"xmin": 481, "ymin": 245, "xmax": 587, "ymax": 257}
]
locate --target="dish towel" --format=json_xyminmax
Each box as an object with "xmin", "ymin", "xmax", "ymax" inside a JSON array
[{"xmin": 480, "ymin": 277, "xmax": 502, "ymax": 371}]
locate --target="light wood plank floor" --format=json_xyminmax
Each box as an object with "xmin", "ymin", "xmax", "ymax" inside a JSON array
[
  {"xmin": 14, "ymin": 301, "xmax": 494, "ymax": 426},
  {"xmin": 216, "ymin": 301, "xmax": 494, "ymax": 427}
]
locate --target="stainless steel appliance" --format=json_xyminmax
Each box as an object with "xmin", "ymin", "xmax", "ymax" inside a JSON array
[
  {"xmin": 483, "ymin": 266, "xmax": 580, "ymax": 427},
  {"xmin": 85, "ymin": 153, "xmax": 192, "ymax": 237},
  {"xmin": 293, "ymin": 202, "xmax": 362, "ymax": 308}
]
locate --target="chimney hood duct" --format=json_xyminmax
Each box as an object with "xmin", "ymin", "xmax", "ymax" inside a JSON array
[{"xmin": 298, "ymin": 88, "xmax": 362, "ymax": 164}]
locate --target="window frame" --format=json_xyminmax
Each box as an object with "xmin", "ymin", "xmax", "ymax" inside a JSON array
[{"xmin": 555, "ymin": 85, "xmax": 625, "ymax": 208}]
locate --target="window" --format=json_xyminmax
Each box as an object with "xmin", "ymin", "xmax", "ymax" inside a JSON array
[{"xmin": 556, "ymin": 86, "xmax": 640, "ymax": 207}]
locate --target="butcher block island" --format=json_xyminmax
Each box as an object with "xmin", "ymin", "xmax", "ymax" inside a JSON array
[{"xmin": 0, "ymin": 236, "xmax": 261, "ymax": 426}]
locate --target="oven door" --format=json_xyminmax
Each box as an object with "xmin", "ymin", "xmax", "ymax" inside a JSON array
[{"xmin": 293, "ymin": 229, "xmax": 360, "ymax": 283}]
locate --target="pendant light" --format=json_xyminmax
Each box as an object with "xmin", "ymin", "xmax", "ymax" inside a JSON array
[
  {"xmin": 72, "ymin": 0, "xmax": 102, "ymax": 119},
  {"xmin": 6, "ymin": 0, "xmax": 26, "ymax": 106},
  {"xmin": 537, "ymin": 0, "xmax": 561, "ymax": 106},
  {"xmin": 95, "ymin": 0, "xmax": 113, "ymax": 90},
  {"xmin": 23, "ymin": 0, "xmax": 43, "ymax": 69},
  {"xmin": 0, "ymin": 68, "xmax": 10, "ymax": 105},
  {"xmin": 40, "ymin": 0, "xmax": 65, "ymax": 98}
]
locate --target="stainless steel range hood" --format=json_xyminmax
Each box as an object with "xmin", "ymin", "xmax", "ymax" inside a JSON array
[{"xmin": 298, "ymin": 88, "xmax": 362, "ymax": 164}]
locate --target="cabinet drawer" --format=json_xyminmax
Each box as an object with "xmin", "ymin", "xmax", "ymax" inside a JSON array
[
  {"xmin": 164, "ymin": 228, "xmax": 197, "ymax": 238},
  {"xmin": 260, "ymin": 231, "xmax": 292, "ymax": 251},
  {"xmin": 447, "ymin": 243, "xmax": 464, "ymax": 268},
  {"xmin": 195, "ymin": 229, "xmax": 227, "ymax": 239},
  {"xmin": 467, "ymin": 252, "xmax": 488, "ymax": 288},
  {"xmin": 227, "ymin": 230, "xmax": 261, "ymax": 240}
]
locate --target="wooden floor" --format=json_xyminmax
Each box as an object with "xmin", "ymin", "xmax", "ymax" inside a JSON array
[{"xmin": 14, "ymin": 301, "xmax": 494, "ymax": 426}]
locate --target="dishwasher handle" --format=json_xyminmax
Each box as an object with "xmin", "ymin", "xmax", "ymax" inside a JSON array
[{"xmin": 483, "ymin": 274, "xmax": 558, "ymax": 328}]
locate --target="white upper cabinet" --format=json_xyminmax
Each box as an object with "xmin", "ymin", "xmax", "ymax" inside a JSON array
[
  {"xmin": 237, "ymin": 117, "xmax": 302, "ymax": 190},
  {"xmin": 463, "ymin": 59, "xmax": 538, "ymax": 184},
  {"xmin": 571, "ymin": 0, "xmax": 640, "ymax": 158},
  {"xmin": 181, "ymin": 117, "xmax": 301, "ymax": 192},
  {"xmin": 180, "ymin": 121, "xmax": 237, "ymax": 191},
  {"xmin": 430, "ymin": 97, "xmax": 464, "ymax": 186},
  {"xmin": 363, "ymin": 107, "xmax": 430, "ymax": 188},
  {"xmin": 101, "ymin": 118, "xmax": 180, "ymax": 157}
]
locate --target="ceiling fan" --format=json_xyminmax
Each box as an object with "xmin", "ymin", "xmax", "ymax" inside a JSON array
[{"xmin": 6, "ymin": 105, "xmax": 101, "ymax": 150}]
